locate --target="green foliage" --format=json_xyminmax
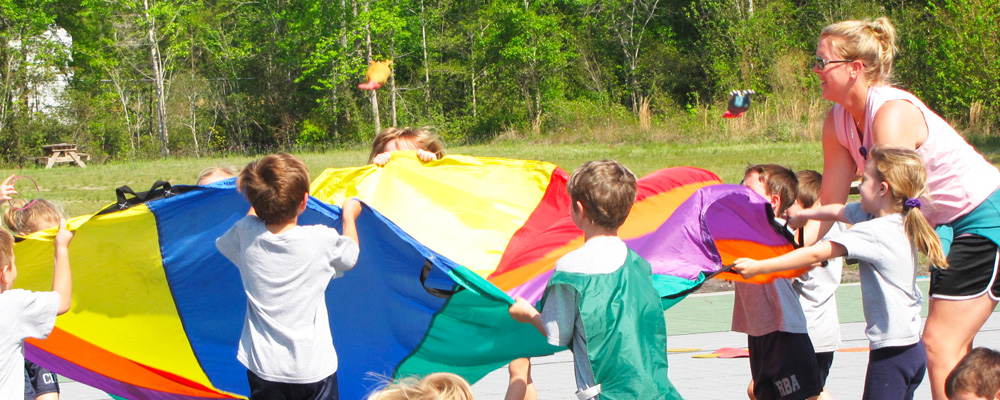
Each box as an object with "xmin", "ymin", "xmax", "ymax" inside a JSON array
[{"xmin": 0, "ymin": 0, "xmax": 995, "ymax": 163}]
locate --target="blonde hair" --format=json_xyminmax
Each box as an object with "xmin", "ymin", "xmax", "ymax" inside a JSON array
[
  {"xmin": 4, "ymin": 199, "xmax": 63, "ymax": 235},
  {"xmin": 821, "ymin": 17, "xmax": 898, "ymax": 86},
  {"xmin": 369, "ymin": 127, "xmax": 446, "ymax": 163},
  {"xmin": 368, "ymin": 373, "xmax": 474, "ymax": 400},
  {"xmin": 868, "ymin": 146, "xmax": 948, "ymax": 267},
  {"xmin": 567, "ymin": 160, "xmax": 637, "ymax": 231},
  {"xmin": 197, "ymin": 167, "xmax": 237, "ymax": 185}
]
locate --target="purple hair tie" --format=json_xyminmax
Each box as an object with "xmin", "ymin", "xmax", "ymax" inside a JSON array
[{"xmin": 904, "ymin": 198, "xmax": 922, "ymax": 211}]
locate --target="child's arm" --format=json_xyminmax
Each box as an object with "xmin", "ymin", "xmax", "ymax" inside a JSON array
[
  {"xmin": 0, "ymin": 174, "xmax": 18, "ymax": 203},
  {"xmin": 509, "ymin": 297, "xmax": 546, "ymax": 336},
  {"xmin": 341, "ymin": 199, "xmax": 362, "ymax": 246},
  {"xmin": 788, "ymin": 204, "xmax": 848, "ymax": 227},
  {"xmin": 732, "ymin": 240, "xmax": 847, "ymax": 280},
  {"xmin": 52, "ymin": 219, "xmax": 74, "ymax": 315}
]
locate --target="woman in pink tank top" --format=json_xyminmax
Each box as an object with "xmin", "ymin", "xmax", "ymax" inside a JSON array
[{"xmin": 811, "ymin": 17, "xmax": 1000, "ymax": 400}]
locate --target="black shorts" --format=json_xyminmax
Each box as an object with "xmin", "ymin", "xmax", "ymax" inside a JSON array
[
  {"xmin": 748, "ymin": 332, "xmax": 823, "ymax": 400},
  {"xmin": 24, "ymin": 360, "xmax": 60, "ymax": 399},
  {"xmin": 815, "ymin": 351, "xmax": 834, "ymax": 387},
  {"xmin": 247, "ymin": 370, "xmax": 339, "ymax": 400},
  {"xmin": 929, "ymin": 234, "xmax": 1000, "ymax": 300}
]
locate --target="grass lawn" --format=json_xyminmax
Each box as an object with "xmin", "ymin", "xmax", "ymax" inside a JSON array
[
  {"xmin": 5, "ymin": 136, "xmax": 999, "ymax": 218},
  {"xmin": 1, "ymin": 141, "xmax": 830, "ymax": 217}
]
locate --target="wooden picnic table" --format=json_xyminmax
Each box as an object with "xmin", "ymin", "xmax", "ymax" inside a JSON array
[{"xmin": 37, "ymin": 143, "xmax": 89, "ymax": 168}]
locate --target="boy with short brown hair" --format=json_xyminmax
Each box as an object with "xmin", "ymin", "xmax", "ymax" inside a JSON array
[
  {"xmin": 509, "ymin": 160, "xmax": 682, "ymax": 400},
  {"xmin": 217, "ymin": 153, "xmax": 362, "ymax": 400},
  {"xmin": 737, "ymin": 164, "xmax": 822, "ymax": 400}
]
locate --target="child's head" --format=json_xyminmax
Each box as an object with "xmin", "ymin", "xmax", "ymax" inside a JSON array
[
  {"xmin": 946, "ymin": 347, "xmax": 1000, "ymax": 400},
  {"xmin": 795, "ymin": 170, "xmax": 823, "ymax": 209},
  {"xmin": 237, "ymin": 153, "xmax": 310, "ymax": 225},
  {"xmin": 197, "ymin": 167, "xmax": 237, "ymax": 185},
  {"xmin": 742, "ymin": 164, "xmax": 798, "ymax": 215},
  {"xmin": 864, "ymin": 145, "xmax": 948, "ymax": 266},
  {"xmin": 0, "ymin": 229, "xmax": 16, "ymax": 292},
  {"xmin": 4, "ymin": 199, "xmax": 63, "ymax": 235},
  {"xmin": 566, "ymin": 160, "xmax": 637, "ymax": 231},
  {"xmin": 368, "ymin": 372, "xmax": 474, "ymax": 400},
  {"xmin": 369, "ymin": 127, "xmax": 446, "ymax": 162}
]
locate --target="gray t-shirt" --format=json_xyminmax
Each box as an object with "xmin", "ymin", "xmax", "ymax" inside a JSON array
[
  {"xmin": 216, "ymin": 215, "xmax": 360, "ymax": 383},
  {"xmin": 0, "ymin": 289, "xmax": 58, "ymax": 400},
  {"xmin": 830, "ymin": 203, "xmax": 922, "ymax": 349},
  {"xmin": 794, "ymin": 222, "xmax": 844, "ymax": 352},
  {"xmin": 732, "ymin": 219, "xmax": 809, "ymax": 336},
  {"xmin": 541, "ymin": 236, "xmax": 627, "ymax": 397}
]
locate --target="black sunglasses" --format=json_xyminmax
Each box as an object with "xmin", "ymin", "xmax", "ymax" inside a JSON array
[{"xmin": 814, "ymin": 55, "xmax": 853, "ymax": 70}]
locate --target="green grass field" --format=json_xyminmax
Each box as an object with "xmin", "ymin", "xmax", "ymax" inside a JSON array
[{"xmin": 5, "ymin": 137, "xmax": 999, "ymax": 218}]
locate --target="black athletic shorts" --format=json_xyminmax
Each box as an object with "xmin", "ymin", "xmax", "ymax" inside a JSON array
[
  {"xmin": 929, "ymin": 234, "xmax": 1000, "ymax": 300},
  {"xmin": 247, "ymin": 370, "xmax": 339, "ymax": 400},
  {"xmin": 748, "ymin": 331, "xmax": 823, "ymax": 400},
  {"xmin": 815, "ymin": 351, "xmax": 835, "ymax": 387},
  {"xmin": 24, "ymin": 360, "xmax": 60, "ymax": 400}
]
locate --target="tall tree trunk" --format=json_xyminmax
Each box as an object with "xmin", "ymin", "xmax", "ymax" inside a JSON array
[
  {"xmin": 420, "ymin": 0, "xmax": 430, "ymax": 105},
  {"xmin": 144, "ymin": 0, "xmax": 169, "ymax": 157},
  {"xmin": 364, "ymin": 1, "xmax": 380, "ymax": 134},
  {"xmin": 390, "ymin": 29, "xmax": 397, "ymax": 127}
]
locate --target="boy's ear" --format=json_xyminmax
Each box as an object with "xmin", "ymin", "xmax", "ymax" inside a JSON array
[
  {"xmin": 298, "ymin": 192, "xmax": 309, "ymax": 213},
  {"xmin": 769, "ymin": 194, "xmax": 782, "ymax": 212},
  {"xmin": 0, "ymin": 264, "xmax": 12, "ymax": 287}
]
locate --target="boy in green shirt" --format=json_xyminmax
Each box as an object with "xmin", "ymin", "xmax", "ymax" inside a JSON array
[{"xmin": 509, "ymin": 160, "xmax": 682, "ymax": 400}]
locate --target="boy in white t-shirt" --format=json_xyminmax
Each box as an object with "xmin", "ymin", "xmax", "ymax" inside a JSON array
[
  {"xmin": 0, "ymin": 173, "xmax": 75, "ymax": 400},
  {"xmin": 737, "ymin": 164, "xmax": 822, "ymax": 400},
  {"xmin": 216, "ymin": 153, "xmax": 361, "ymax": 400}
]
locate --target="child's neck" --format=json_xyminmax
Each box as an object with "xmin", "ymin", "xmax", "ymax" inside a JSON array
[
  {"xmin": 873, "ymin": 197, "xmax": 898, "ymax": 218},
  {"xmin": 582, "ymin": 226, "xmax": 619, "ymax": 241},
  {"xmin": 266, "ymin": 218, "xmax": 298, "ymax": 234}
]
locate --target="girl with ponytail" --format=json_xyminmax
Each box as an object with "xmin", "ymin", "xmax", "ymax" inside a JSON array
[
  {"xmin": 735, "ymin": 146, "xmax": 940, "ymax": 400},
  {"xmin": 810, "ymin": 16, "xmax": 1000, "ymax": 399}
]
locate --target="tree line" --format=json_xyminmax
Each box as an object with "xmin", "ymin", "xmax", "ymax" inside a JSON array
[{"xmin": 0, "ymin": 0, "xmax": 996, "ymax": 162}]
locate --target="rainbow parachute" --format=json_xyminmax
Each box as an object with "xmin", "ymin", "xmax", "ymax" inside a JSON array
[{"xmin": 15, "ymin": 153, "xmax": 797, "ymax": 399}]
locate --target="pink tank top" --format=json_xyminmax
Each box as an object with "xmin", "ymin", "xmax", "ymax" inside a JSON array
[{"xmin": 834, "ymin": 85, "xmax": 1000, "ymax": 225}]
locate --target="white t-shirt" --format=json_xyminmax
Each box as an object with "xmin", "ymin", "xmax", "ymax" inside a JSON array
[
  {"xmin": 794, "ymin": 222, "xmax": 845, "ymax": 353},
  {"xmin": 830, "ymin": 204, "xmax": 922, "ymax": 349},
  {"xmin": 541, "ymin": 236, "xmax": 627, "ymax": 394},
  {"xmin": 216, "ymin": 215, "xmax": 360, "ymax": 383},
  {"xmin": 0, "ymin": 289, "xmax": 59, "ymax": 400},
  {"xmin": 732, "ymin": 219, "xmax": 809, "ymax": 336}
]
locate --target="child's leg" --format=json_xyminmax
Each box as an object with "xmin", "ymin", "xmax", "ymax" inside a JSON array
[
  {"xmin": 815, "ymin": 352, "xmax": 835, "ymax": 400},
  {"xmin": 505, "ymin": 357, "xmax": 536, "ymax": 400},
  {"xmin": 862, "ymin": 342, "xmax": 926, "ymax": 400}
]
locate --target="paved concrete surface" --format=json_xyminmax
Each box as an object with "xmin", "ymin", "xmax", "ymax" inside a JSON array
[{"xmin": 56, "ymin": 279, "xmax": 1000, "ymax": 399}]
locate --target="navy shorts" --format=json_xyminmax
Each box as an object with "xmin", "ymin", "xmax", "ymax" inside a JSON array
[
  {"xmin": 748, "ymin": 332, "xmax": 823, "ymax": 400},
  {"xmin": 929, "ymin": 235, "xmax": 1000, "ymax": 300},
  {"xmin": 863, "ymin": 341, "xmax": 926, "ymax": 400},
  {"xmin": 247, "ymin": 370, "xmax": 339, "ymax": 400},
  {"xmin": 24, "ymin": 360, "xmax": 60, "ymax": 400},
  {"xmin": 815, "ymin": 351, "xmax": 834, "ymax": 387}
]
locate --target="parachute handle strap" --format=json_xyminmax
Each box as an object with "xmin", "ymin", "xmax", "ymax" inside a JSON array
[{"xmin": 420, "ymin": 260, "xmax": 463, "ymax": 298}]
